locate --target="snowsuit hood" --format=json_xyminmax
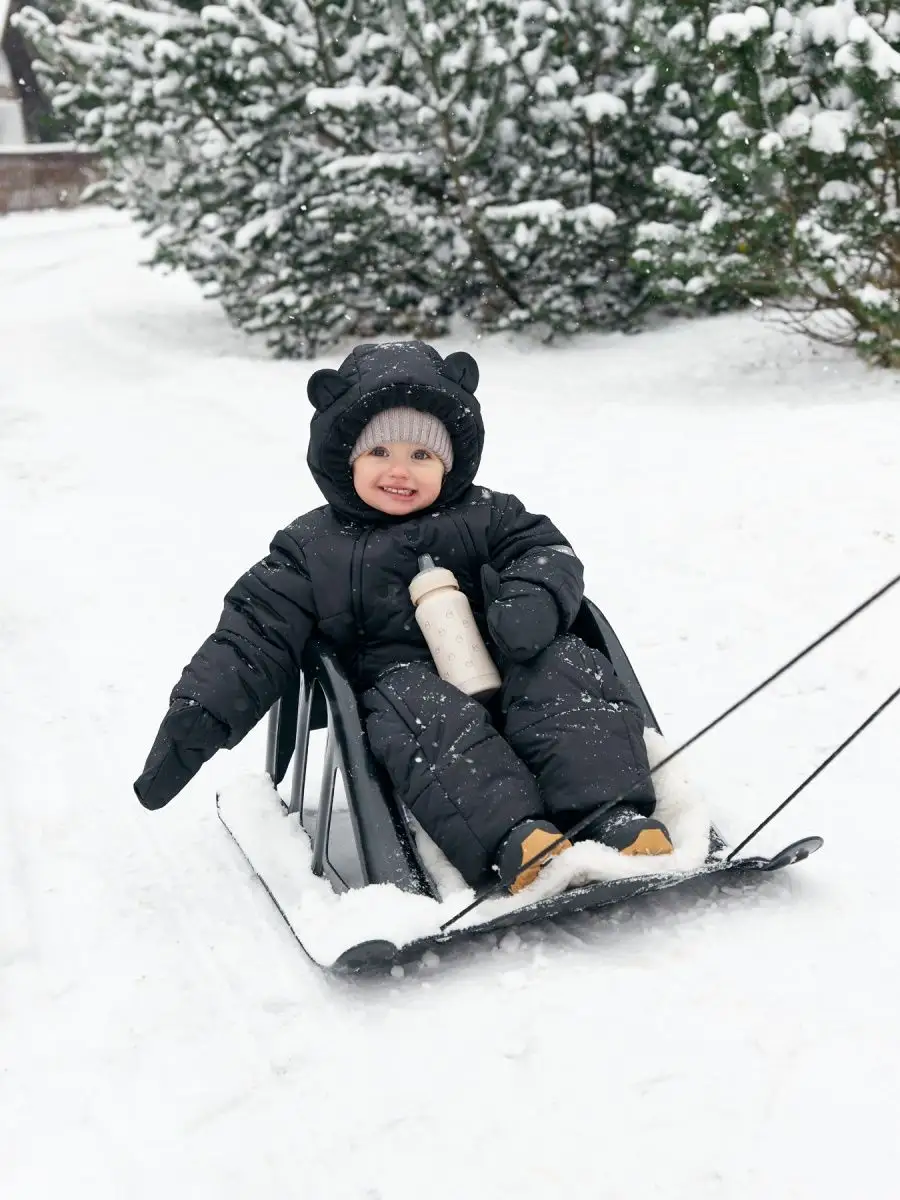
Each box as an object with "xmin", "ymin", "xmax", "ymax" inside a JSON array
[{"xmin": 306, "ymin": 341, "xmax": 484, "ymax": 521}]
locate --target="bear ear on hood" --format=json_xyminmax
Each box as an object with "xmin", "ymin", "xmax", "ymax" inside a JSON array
[
  {"xmin": 442, "ymin": 351, "xmax": 479, "ymax": 394},
  {"xmin": 307, "ymin": 368, "xmax": 351, "ymax": 412}
]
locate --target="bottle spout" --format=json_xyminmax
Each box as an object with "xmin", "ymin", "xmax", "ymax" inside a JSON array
[{"xmin": 417, "ymin": 554, "xmax": 437, "ymax": 572}]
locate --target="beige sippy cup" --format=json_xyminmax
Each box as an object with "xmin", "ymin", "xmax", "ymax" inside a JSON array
[{"xmin": 408, "ymin": 555, "xmax": 501, "ymax": 700}]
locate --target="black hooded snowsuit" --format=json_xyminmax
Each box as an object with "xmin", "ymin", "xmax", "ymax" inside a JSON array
[{"xmin": 134, "ymin": 341, "xmax": 655, "ymax": 886}]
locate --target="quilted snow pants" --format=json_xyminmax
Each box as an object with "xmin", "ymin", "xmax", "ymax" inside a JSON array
[{"xmin": 360, "ymin": 634, "xmax": 656, "ymax": 887}]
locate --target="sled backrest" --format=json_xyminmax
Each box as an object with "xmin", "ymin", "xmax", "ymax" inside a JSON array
[{"xmin": 570, "ymin": 599, "xmax": 660, "ymax": 733}]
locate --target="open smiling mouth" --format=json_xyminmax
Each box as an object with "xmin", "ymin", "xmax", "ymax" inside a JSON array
[{"xmin": 380, "ymin": 486, "xmax": 416, "ymax": 497}]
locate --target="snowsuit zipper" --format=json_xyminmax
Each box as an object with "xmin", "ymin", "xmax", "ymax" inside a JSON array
[{"xmin": 350, "ymin": 528, "xmax": 372, "ymax": 640}]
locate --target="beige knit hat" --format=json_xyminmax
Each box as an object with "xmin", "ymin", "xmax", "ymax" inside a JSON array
[{"xmin": 349, "ymin": 407, "xmax": 454, "ymax": 472}]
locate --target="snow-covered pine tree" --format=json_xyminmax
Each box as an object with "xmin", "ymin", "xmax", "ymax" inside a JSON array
[
  {"xmin": 452, "ymin": 0, "xmax": 637, "ymax": 336},
  {"xmin": 432, "ymin": 0, "xmax": 724, "ymax": 338},
  {"xmin": 19, "ymin": 0, "xmax": 454, "ymax": 356},
  {"xmin": 624, "ymin": 1, "xmax": 751, "ymax": 317},
  {"xmin": 19, "ymin": 0, "xmax": 734, "ymax": 356},
  {"xmin": 633, "ymin": 2, "xmax": 900, "ymax": 367}
]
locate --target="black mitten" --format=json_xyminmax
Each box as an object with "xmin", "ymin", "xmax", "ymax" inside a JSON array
[
  {"xmin": 481, "ymin": 565, "xmax": 560, "ymax": 663},
  {"xmin": 134, "ymin": 698, "xmax": 230, "ymax": 810}
]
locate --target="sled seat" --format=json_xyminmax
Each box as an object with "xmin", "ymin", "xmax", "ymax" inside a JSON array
[{"xmin": 264, "ymin": 599, "xmax": 660, "ymax": 899}]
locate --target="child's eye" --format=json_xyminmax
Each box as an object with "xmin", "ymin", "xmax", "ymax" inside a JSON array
[
  {"xmin": 370, "ymin": 446, "xmax": 389, "ymax": 458},
  {"xmin": 412, "ymin": 448, "xmax": 432, "ymax": 461}
]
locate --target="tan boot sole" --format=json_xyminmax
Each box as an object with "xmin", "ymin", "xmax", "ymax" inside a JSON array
[
  {"xmin": 620, "ymin": 829, "xmax": 674, "ymax": 856},
  {"xmin": 509, "ymin": 831, "xmax": 573, "ymax": 894}
]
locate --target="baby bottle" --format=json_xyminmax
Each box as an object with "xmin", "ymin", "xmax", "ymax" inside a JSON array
[{"xmin": 409, "ymin": 555, "xmax": 501, "ymax": 700}]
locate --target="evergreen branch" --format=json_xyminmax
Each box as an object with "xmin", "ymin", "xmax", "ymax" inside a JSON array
[
  {"xmin": 189, "ymin": 95, "xmax": 238, "ymax": 147},
  {"xmin": 440, "ymin": 136, "xmax": 524, "ymax": 309},
  {"xmin": 762, "ymin": 298, "xmax": 859, "ymax": 352},
  {"xmin": 736, "ymin": 42, "xmax": 770, "ymax": 133},
  {"xmin": 334, "ymin": 0, "xmax": 364, "ymax": 44},
  {"xmin": 568, "ymin": 0, "xmax": 613, "ymax": 204},
  {"xmin": 456, "ymin": 69, "xmax": 508, "ymax": 165},
  {"xmin": 392, "ymin": 3, "xmax": 523, "ymax": 309},
  {"xmin": 296, "ymin": 0, "xmax": 339, "ymax": 88}
]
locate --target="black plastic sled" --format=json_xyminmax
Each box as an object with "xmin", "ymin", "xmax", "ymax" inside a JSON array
[
  {"xmin": 331, "ymin": 839, "xmax": 822, "ymax": 971},
  {"xmin": 216, "ymin": 598, "xmax": 823, "ymax": 972}
]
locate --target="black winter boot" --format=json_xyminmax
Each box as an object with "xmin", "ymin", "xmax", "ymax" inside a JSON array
[
  {"xmin": 495, "ymin": 819, "xmax": 573, "ymax": 895},
  {"xmin": 585, "ymin": 804, "xmax": 673, "ymax": 857}
]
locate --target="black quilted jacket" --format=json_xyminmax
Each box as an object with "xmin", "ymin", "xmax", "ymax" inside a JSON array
[{"xmin": 168, "ymin": 340, "xmax": 584, "ymax": 748}]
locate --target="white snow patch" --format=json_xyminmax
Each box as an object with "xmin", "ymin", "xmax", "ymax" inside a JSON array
[
  {"xmin": 708, "ymin": 6, "xmax": 770, "ymax": 44},
  {"xmin": 653, "ymin": 165, "xmax": 710, "ymax": 198},
  {"xmin": 809, "ymin": 109, "xmax": 854, "ymax": 154},
  {"xmin": 572, "ymin": 91, "xmax": 627, "ymax": 122},
  {"xmin": 307, "ymin": 84, "xmax": 420, "ymax": 113},
  {"xmin": 320, "ymin": 151, "xmax": 421, "ymax": 178},
  {"xmin": 804, "ymin": 2, "xmax": 856, "ymax": 46},
  {"xmin": 780, "ymin": 108, "xmax": 813, "ymax": 139},
  {"xmin": 482, "ymin": 199, "xmax": 562, "ymax": 223},
  {"xmin": 819, "ymin": 179, "xmax": 861, "ymax": 202},
  {"xmin": 838, "ymin": 15, "xmax": 900, "ymax": 78}
]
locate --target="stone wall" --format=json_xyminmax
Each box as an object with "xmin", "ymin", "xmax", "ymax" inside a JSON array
[{"xmin": 0, "ymin": 145, "xmax": 103, "ymax": 213}]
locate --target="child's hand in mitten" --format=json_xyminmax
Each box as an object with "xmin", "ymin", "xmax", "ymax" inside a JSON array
[
  {"xmin": 133, "ymin": 698, "xmax": 230, "ymax": 810},
  {"xmin": 481, "ymin": 565, "xmax": 560, "ymax": 662}
]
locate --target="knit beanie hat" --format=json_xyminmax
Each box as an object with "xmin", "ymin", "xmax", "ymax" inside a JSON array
[{"xmin": 349, "ymin": 407, "xmax": 454, "ymax": 472}]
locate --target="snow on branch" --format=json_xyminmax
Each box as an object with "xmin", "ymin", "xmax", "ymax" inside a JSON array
[
  {"xmin": 76, "ymin": 0, "xmax": 190, "ymax": 36},
  {"xmin": 653, "ymin": 165, "xmax": 709, "ymax": 199},
  {"xmin": 808, "ymin": 110, "xmax": 855, "ymax": 154},
  {"xmin": 481, "ymin": 199, "xmax": 616, "ymax": 232},
  {"xmin": 572, "ymin": 92, "xmax": 627, "ymax": 123},
  {"xmin": 307, "ymin": 85, "xmax": 421, "ymax": 113},
  {"xmin": 836, "ymin": 16, "xmax": 900, "ymax": 78},
  {"xmin": 200, "ymin": 6, "xmax": 241, "ymax": 29},
  {"xmin": 320, "ymin": 151, "xmax": 423, "ymax": 178},
  {"xmin": 708, "ymin": 6, "xmax": 770, "ymax": 45}
]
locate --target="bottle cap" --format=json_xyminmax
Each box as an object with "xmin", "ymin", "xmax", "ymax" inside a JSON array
[{"xmin": 409, "ymin": 560, "xmax": 459, "ymax": 606}]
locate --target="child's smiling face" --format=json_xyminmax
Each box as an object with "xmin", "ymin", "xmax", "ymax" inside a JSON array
[{"xmin": 352, "ymin": 441, "xmax": 445, "ymax": 515}]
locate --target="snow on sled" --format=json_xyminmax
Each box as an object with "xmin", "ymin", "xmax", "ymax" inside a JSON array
[{"xmin": 216, "ymin": 599, "xmax": 823, "ymax": 972}]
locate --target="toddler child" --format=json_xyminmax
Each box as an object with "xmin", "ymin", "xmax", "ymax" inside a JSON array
[{"xmin": 134, "ymin": 340, "xmax": 672, "ymax": 893}]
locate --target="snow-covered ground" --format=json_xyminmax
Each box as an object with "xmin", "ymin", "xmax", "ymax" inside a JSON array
[{"xmin": 1, "ymin": 207, "xmax": 898, "ymax": 1199}]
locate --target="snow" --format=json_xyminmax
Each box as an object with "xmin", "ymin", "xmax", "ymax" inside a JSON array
[
  {"xmin": 2, "ymin": 206, "xmax": 900, "ymax": 1200},
  {"xmin": 707, "ymin": 6, "xmax": 770, "ymax": 44},
  {"xmin": 482, "ymin": 200, "xmax": 616, "ymax": 234},
  {"xmin": 667, "ymin": 20, "xmax": 695, "ymax": 44},
  {"xmin": 780, "ymin": 108, "xmax": 813, "ymax": 139},
  {"xmin": 853, "ymin": 284, "xmax": 897, "ymax": 311},
  {"xmin": 797, "ymin": 0, "xmax": 900, "ymax": 79},
  {"xmin": 572, "ymin": 201, "xmax": 617, "ymax": 231},
  {"xmin": 808, "ymin": 109, "xmax": 854, "ymax": 154},
  {"xmin": 718, "ymin": 110, "xmax": 754, "ymax": 139},
  {"xmin": 79, "ymin": 0, "xmax": 186, "ymax": 36},
  {"xmin": 839, "ymin": 15, "xmax": 900, "ymax": 78},
  {"xmin": 307, "ymin": 85, "xmax": 420, "ymax": 114},
  {"xmin": 818, "ymin": 179, "xmax": 861, "ymax": 202},
  {"xmin": 804, "ymin": 1, "xmax": 857, "ymax": 47},
  {"xmin": 636, "ymin": 218, "xmax": 685, "ymax": 244},
  {"xmin": 572, "ymin": 91, "xmax": 627, "ymax": 122},
  {"xmin": 758, "ymin": 131, "xmax": 785, "ymax": 156},
  {"xmin": 653, "ymin": 164, "xmax": 710, "ymax": 199},
  {"xmin": 320, "ymin": 151, "xmax": 421, "ymax": 179},
  {"xmin": 233, "ymin": 208, "xmax": 285, "ymax": 250}
]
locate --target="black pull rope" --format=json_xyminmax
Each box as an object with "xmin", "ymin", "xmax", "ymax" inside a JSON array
[
  {"xmin": 725, "ymin": 684, "xmax": 900, "ymax": 861},
  {"xmin": 440, "ymin": 570, "xmax": 900, "ymax": 933}
]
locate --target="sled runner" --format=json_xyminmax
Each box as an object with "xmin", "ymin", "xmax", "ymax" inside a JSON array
[{"xmin": 216, "ymin": 598, "xmax": 823, "ymax": 972}]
